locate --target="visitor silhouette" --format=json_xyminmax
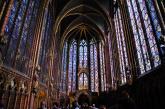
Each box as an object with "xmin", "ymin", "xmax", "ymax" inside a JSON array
[{"xmin": 117, "ymin": 90, "xmax": 137, "ymax": 109}]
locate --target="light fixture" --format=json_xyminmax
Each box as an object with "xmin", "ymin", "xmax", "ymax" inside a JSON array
[
  {"xmin": 21, "ymin": 83, "xmax": 25, "ymax": 89},
  {"xmin": 10, "ymin": 80, "xmax": 15, "ymax": 88}
]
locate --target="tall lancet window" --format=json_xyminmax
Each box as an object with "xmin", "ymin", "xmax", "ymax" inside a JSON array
[
  {"xmin": 61, "ymin": 42, "xmax": 68, "ymax": 92},
  {"xmin": 61, "ymin": 38, "xmax": 107, "ymax": 93},
  {"xmin": 99, "ymin": 43, "xmax": 106, "ymax": 91},
  {"xmin": 114, "ymin": 8, "xmax": 128, "ymax": 84},
  {"xmin": 68, "ymin": 40, "xmax": 77, "ymax": 92},
  {"xmin": 3, "ymin": 0, "xmax": 40, "ymax": 72},
  {"xmin": 17, "ymin": 0, "xmax": 35, "ymax": 71},
  {"xmin": 126, "ymin": 0, "xmax": 161, "ymax": 74},
  {"xmin": 79, "ymin": 39, "xmax": 87, "ymax": 68},
  {"xmin": 90, "ymin": 40, "xmax": 99, "ymax": 92},
  {"xmin": 79, "ymin": 73, "xmax": 88, "ymax": 90},
  {"xmin": 4, "ymin": 0, "xmax": 30, "ymax": 66}
]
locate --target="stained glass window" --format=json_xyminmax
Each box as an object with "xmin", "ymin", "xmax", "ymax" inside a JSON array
[
  {"xmin": 79, "ymin": 73, "xmax": 88, "ymax": 90},
  {"xmin": 79, "ymin": 40, "xmax": 87, "ymax": 68},
  {"xmin": 22, "ymin": 0, "xmax": 41, "ymax": 72},
  {"xmin": 5, "ymin": 0, "xmax": 19, "ymax": 35},
  {"xmin": 61, "ymin": 42, "xmax": 68, "ymax": 92},
  {"xmin": 90, "ymin": 40, "xmax": 98, "ymax": 92},
  {"xmin": 126, "ymin": 0, "xmax": 161, "ymax": 74},
  {"xmin": 3, "ymin": 0, "xmax": 41, "ymax": 73},
  {"xmin": 146, "ymin": 0, "xmax": 162, "ymax": 41},
  {"xmin": 68, "ymin": 40, "xmax": 77, "ymax": 92},
  {"xmin": 10, "ymin": 0, "xmax": 28, "ymax": 62},
  {"xmin": 146, "ymin": 0, "xmax": 163, "ymax": 62},
  {"xmin": 4, "ymin": 0, "xmax": 25, "ymax": 66},
  {"xmin": 61, "ymin": 38, "xmax": 106, "ymax": 93},
  {"xmin": 138, "ymin": 0, "xmax": 160, "ymax": 67},
  {"xmin": 99, "ymin": 43, "xmax": 106, "ymax": 91},
  {"xmin": 114, "ymin": 8, "xmax": 128, "ymax": 84},
  {"xmin": 16, "ymin": 0, "xmax": 35, "ymax": 71},
  {"xmin": 108, "ymin": 32, "xmax": 115, "ymax": 88}
]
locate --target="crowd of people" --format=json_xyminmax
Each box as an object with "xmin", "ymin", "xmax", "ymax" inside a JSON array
[
  {"xmin": 38, "ymin": 100, "xmax": 106, "ymax": 109},
  {"xmin": 51, "ymin": 101, "xmax": 105, "ymax": 109},
  {"xmin": 38, "ymin": 91, "xmax": 137, "ymax": 109},
  {"xmin": 70, "ymin": 101, "xmax": 104, "ymax": 109}
]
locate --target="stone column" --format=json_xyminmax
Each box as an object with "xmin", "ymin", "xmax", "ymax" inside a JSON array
[{"xmin": 26, "ymin": 0, "xmax": 49, "ymax": 108}]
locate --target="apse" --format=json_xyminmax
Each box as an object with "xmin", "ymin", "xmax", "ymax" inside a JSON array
[{"xmin": 60, "ymin": 26, "xmax": 107, "ymax": 94}]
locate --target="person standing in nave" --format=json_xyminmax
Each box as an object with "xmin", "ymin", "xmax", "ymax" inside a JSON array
[
  {"xmin": 38, "ymin": 101, "xmax": 47, "ymax": 109},
  {"xmin": 117, "ymin": 90, "xmax": 137, "ymax": 109},
  {"xmin": 71, "ymin": 101, "xmax": 80, "ymax": 109},
  {"xmin": 0, "ymin": 101, "xmax": 4, "ymax": 109},
  {"xmin": 99, "ymin": 105, "xmax": 106, "ymax": 109},
  {"xmin": 52, "ymin": 102, "xmax": 59, "ymax": 109},
  {"xmin": 90, "ymin": 104, "xmax": 98, "ymax": 109}
]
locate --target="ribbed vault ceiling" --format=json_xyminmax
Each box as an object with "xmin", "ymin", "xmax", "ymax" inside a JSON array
[{"xmin": 53, "ymin": 0, "xmax": 112, "ymax": 47}]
